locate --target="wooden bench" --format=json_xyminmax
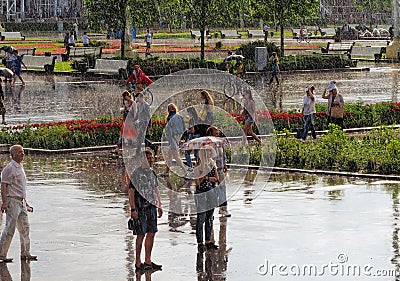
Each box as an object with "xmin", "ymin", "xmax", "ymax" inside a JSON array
[
  {"xmin": 85, "ymin": 59, "xmax": 129, "ymax": 78},
  {"xmin": 62, "ymin": 46, "xmax": 103, "ymax": 61},
  {"xmin": 87, "ymin": 33, "xmax": 107, "ymax": 40},
  {"xmin": 220, "ymin": 30, "xmax": 241, "ymax": 39},
  {"xmin": 292, "ymin": 28, "xmax": 312, "ymax": 38},
  {"xmin": 321, "ymin": 42, "xmax": 355, "ymax": 54},
  {"xmin": 22, "ymin": 55, "xmax": 57, "ymax": 73},
  {"xmin": 0, "ymin": 48, "xmax": 35, "ymax": 56},
  {"xmin": 349, "ymin": 46, "xmax": 385, "ymax": 61},
  {"xmin": 320, "ymin": 28, "xmax": 337, "ymax": 37},
  {"xmin": 190, "ymin": 30, "xmax": 212, "ymax": 40},
  {"xmin": 0, "ymin": 32, "xmax": 25, "ymax": 41},
  {"xmin": 247, "ymin": 29, "xmax": 265, "ymax": 38}
]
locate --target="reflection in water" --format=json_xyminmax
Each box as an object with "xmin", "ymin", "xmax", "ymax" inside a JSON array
[
  {"xmin": 10, "ymin": 84, "xmax": 24, "ymax": 114},
  {"xmin": 0, "ymin": 261, "xmax": 31, "ymax": 281},
  {"xmin": 0, "ymin": 263, "xmax": 12, "ymax": 281},
  {"xmin": 196, "ymin": 218, "xmax": 230, "ymax": 281},
  {"xmin": 0, "ymin": 152, "xmax": 398, "ymax": 280}
]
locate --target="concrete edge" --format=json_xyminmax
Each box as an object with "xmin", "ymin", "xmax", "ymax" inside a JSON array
[{"xmin": 228, "ymin": 164, "xmax": 400, "ymax": 180}]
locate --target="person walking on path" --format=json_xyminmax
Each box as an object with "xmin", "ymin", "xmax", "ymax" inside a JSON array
[
  {"xmin": 145, "ymin": 29, "xmax": 152, "ymax": 57},
  {"xmin": 322, "ymin": 81, "xmax": 345, "ymax": 129},
  {"xmin": 11, "ymin": 50, "xmax": 27, "ymax": 87},
  {"xmin": 301, "ymin": 87, "xmax": 317, "ymax": 141},
  {"xmin": 118, "ymin": 90, "xmax": 137, "ymax": 149},
  {"xmin": 200, "ymin": 90, "xmax": 215, "ymax": 129},
  {"xmin": 207, "ymin": 126, "xmax": 231, "ymax": 217},
  {"xmin": 134, "ymin": 93, "xmax": 153, "ymax": 157},
  {"xmin": 161, "ymin": 103, "xmax": 187, "ymax": 177},
  {"xmin": 263, "ymin": 24, "xmax": 269, "ymax": 42},
  {"xmin": 268, "ymin": 52, "xmax": 280, "ymax": 86},
  {"xmin": 82, "ymin": 32, "xmax": 89, "ymax": 47},
  {"xmin": 0, "ymin": 145, "xmax": 37, "ymax": 262},
  {"xmin": 195, "ymin": 149, "xmax": 219, "ymax": 253},
  {"xmin": 128, "ymin": 148, "xmax": 163, "ymax": 272},
  {"xmin": 242, "ymin": 89, "xmax": 262, "ymax": 144},
  {"xmin": 0, "ymin": 79, "xmax": 6, "ymax": 125}
]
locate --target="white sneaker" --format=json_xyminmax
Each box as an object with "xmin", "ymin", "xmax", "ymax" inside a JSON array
[{"xmin": 219, "ymin": 210, "xmax": 231, "ymax": 217}]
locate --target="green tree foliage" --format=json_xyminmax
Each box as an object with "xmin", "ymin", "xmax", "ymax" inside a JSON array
[
  {"xmin": 259, "ymin": 0, "xmax": 320, "ymax": 55},
  {"xmin": 353, "ymin": 0, "xmax": 392, "ymax": 13}
]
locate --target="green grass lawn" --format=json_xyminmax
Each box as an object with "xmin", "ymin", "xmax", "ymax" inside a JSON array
[{"xmin": 54, "ymin": 61, "xmax": 75, "ymax": 72}]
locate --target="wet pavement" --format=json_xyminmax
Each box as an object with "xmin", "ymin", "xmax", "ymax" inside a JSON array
[
  {"xmin": 2, "ymin": 63, "xmax": 400, "ymax": 126},
  {"xmin": 0, "ymin": 153, "xmax": 398, "ymax": 280}
]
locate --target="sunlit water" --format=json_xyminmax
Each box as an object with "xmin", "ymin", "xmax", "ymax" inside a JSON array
[
  {"xmin": 0, "ymin": 153, "xmax": 398, "ymax": 280},
  {"xmin": 2, "ymin": 63, "xmax": 400, "ymax": 125}
]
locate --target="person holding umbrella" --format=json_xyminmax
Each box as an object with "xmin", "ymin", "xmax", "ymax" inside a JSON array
[{"xmin": 207, "ymin": 126, "xmax": 230, "ymax": 217}]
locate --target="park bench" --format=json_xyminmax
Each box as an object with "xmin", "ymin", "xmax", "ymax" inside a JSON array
[
  {"xmin": 320, "ymin": 28, "xmax": 337, "ymax": 37},
  {"xmin": 190, "ymin": 30, "xmax": 212, "ymax": 40},
  {"xmin": 247, "ymin": 29, "xmax": 265, "ymax": 38},
  {"xmin": 0, "ymin": 47, "xmax": 35, "ymax": 56},
  {"xmin": 321, "ymin": 42, "xmax": 355, "ymax": 54},
  {"xmin": 87, "ymin": 33, "xmax": 107, "ymax": 40},
  {"xmin": 220, "ymin": 30, "xmax": 241, "ymax": 39},
  {"xmin": 22, "ymin": 55, "xmax": 57, "ymax": 73},
  {"xmin": 348, "ymin": 46, "xmax": 385, "ymax": 61},
  {"xmin": 292, "ymin": 28, "xmax": 312, "ymax": 38},
  {"xmin": 62, "ymin": 46, "xmax": 103, "ymax": 61},
  {"xmin": 85, "ymin": 59, "xmax": 129, "ymax": 79},
  {"xmin": 0, "ymin": 32, "xmax": 25, "ymax": 41}
]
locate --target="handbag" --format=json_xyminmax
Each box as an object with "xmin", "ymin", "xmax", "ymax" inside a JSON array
[
  {"xmin": 330, "ymin": 105, "xmax": 344, "ymax": 118},
  {"xmin": 128, "ymin": 218, "xmax": 144, "ymax": 236}
]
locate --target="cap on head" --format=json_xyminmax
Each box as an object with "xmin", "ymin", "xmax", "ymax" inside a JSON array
[
  {"xmin": 326, "ymin": 82, "xmax": 337, "ymax": 92},
  {"xmin": 134, "ymin": 64, "xmax": 140, "ymax": 69}
]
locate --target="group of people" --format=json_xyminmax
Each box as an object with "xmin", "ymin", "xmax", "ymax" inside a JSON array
[
  {"xmin": 118, "ymin": 64, "xmax": 154, "ymax": 156},
  {"xmin": 63, "ymin": 31, "xmax": 90, "ymax": 60},
  {"xmin": 301, "ymin": 81, "xmax": 344, "ymax": 141},
  {"xmin": 0, "ymin": 46, "xmax": 27, "ymax": 87},
  {"xmin": 125, "ymin": 85, "xmax": 240, "ymax": 274}
]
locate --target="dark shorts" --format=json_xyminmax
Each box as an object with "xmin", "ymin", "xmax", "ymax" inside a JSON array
[{"xmin": 138, "ymin": 206, "xmax": 158, "ymax": 234}]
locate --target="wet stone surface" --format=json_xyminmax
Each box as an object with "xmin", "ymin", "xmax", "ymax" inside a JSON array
[{"xmin": 0, "ymin": 153, "xmax": 398, "ymax": 280}]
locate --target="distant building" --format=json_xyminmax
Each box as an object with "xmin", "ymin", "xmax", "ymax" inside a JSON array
[
  {"xmin": 0, "ymin": 0, "xmax": 83, "ymax": 22},
  {"xmin": 320, "ymin": 0, "xmax": 392, "ymax": 25}
]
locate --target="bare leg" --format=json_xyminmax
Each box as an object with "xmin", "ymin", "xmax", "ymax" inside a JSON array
[
  {"xmin": 144, "ymin": 233, "xmax": 155, "ymax": 264},
  {"xmin": 17, "ymin": 75, "xmax": 25, "ymax": 85},
  {"xmin": 135, "ymin": 235, "xmax": 145, "ymax": 267},
  {"xmin": 244, "ymin": 122, "xmax": 261, "ymax": 144}
]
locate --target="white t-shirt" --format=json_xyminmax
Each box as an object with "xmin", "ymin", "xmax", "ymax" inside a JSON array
[
  {"xmin": 69, "ymin": 34, "xmax": 75, "ymax": 44},
  {"xmin": 83, "ymin": 34, "xmax": 89, "ymax": 45},
  {"xmin": 145, "ymin": 32, "xmax": 152, "ymax": 43},
  {"xmin": 303, "ymin": 95, "xmax": 316, "ymax": 115}
]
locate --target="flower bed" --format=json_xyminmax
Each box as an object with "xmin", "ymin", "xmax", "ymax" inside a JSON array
[
  {"xmin": 0, "ymin": 102, "xmax": 399, "ymax": 151},
  {"xmin": 0, "ymin": 118, "xmax": 122, "ymax": 150}
]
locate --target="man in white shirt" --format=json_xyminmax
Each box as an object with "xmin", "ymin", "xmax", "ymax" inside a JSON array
[
  {"xmin": 145, "ymin": 29, "xmax": 152, "ymax": 57},
  {"xmin": 301, "ymin": 86, "xmax": 317, "ymax": 140},
  {"xmin": 0, "ymin": 145, "xmax": 37, "ymax": 262}
]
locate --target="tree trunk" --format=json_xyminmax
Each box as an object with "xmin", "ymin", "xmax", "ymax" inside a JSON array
[
  {"xmin": 200, "ymin": 28, "xmax": 205, "ymax": 61},
  {"xmin": 280, "ymin": 25, "xmax": 285, "ymax": 57},
  {"xmin": 120, "ymin": 0, "xmax": 128, "ymax": 59}
]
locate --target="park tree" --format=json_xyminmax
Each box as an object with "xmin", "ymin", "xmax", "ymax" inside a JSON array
[
  {"xmin": 353, "ymin": 0, "xmax": 392, "ymax": 24},
  {"xmin": 257, "ymin": 0, "xmax": 320, "ymax": 56},
  {"xmin": 83, "ymin": 0, "xmax": 159, "ymax": 58}
]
